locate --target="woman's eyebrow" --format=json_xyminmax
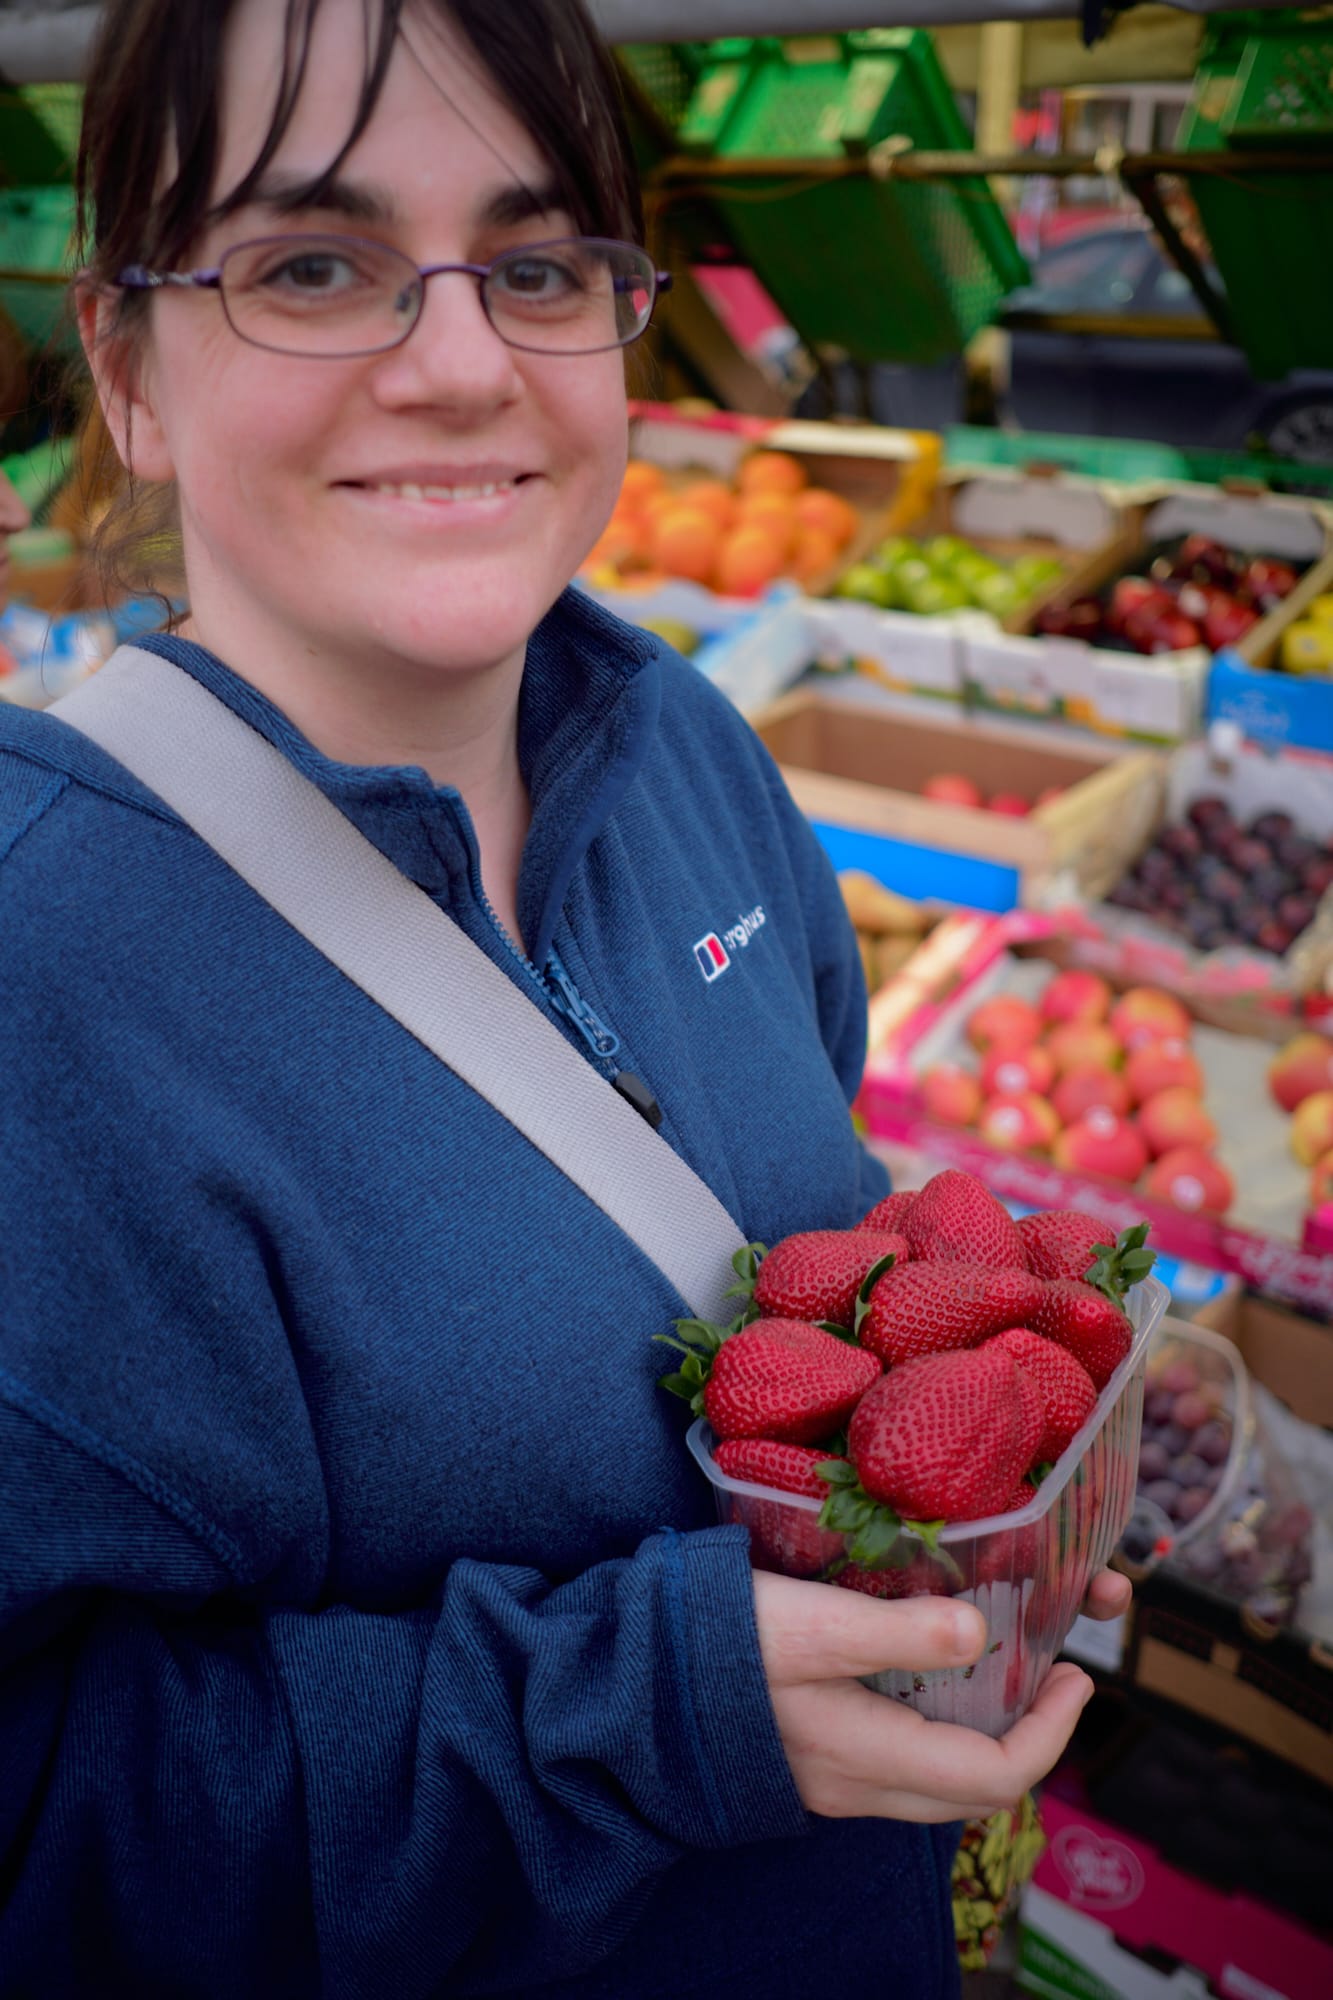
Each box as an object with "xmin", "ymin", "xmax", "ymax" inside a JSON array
[
  {"xmin": 478, "ymin": 180, "xmax": 566, "ymax": 230},
  {"xmin": 217, "ymin": 172, "xmax": 568, "ymax": 233}
]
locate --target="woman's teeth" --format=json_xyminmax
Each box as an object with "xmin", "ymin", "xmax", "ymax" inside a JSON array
[{"xmin": 370, "ymin": 480, "xmax": 517, "ymax": 501}]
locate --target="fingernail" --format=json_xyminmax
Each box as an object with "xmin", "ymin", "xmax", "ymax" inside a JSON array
[{"xmin": 951, "ymin": 1608, "xmax": 985, "ymax": 1660}]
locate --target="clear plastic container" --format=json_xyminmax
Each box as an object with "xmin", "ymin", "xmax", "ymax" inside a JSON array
[
  {"xmin": 687, "ymin": 1275, "xmax": 1169, "ymax": 1737},
  {"xmin": 1121, "ymin": 1317, "xmax": 1252, "ymax": 1573}
]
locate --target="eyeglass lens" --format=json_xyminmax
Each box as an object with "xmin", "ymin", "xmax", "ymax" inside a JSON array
[{"xmin": 217, "ymin": 236, "xmax": 656, "ymax": 357}]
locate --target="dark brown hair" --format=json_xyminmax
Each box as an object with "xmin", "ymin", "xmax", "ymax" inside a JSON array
[{"xmin": 73, "ymin": 0, "xmax": 644, "ymax": 603}]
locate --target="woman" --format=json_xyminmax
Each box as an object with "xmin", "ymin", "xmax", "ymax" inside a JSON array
[{"xmin": 0, "ymin": 3, "xmax": 1124, "ymax": 1994}]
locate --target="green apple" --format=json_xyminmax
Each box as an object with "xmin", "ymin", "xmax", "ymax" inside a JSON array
[
  {"xmin": 971, "ymin": 571, "xmax": 1027, "ymax": 617},
  {"xmin": 834, "ymin": 563, "xmax": 897, "ymax": 608},
  {"xmin": 1012, "ymin": 554, "xmax": 1065, "ymax": 596},
  {"xmin": 905, "ymin": 574, "xmax": 970, "ymax": 615}
]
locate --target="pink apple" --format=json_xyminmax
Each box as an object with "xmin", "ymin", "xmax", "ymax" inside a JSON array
[
  {"xmin": 1040, "ymin": 969, "xmax": 1112, "ymax": 1028},
  {"xmin": 1145, "ymin": 1147, "xmax": 1234, "ymax": 1216},
  {"xmin": 923, "ymin": 772, "xmax": 984, "ymax": 809},
  {"xmin": 988, "ymin": 792, "xmax": 1030, "ymax": 817},
  {"xmin": 966, "ymin": 994, "xmax": 1043, "ymax": 1053},
  {"xmin": 1052, "ymin": 1063, "xmax": 1130, "ymax": 1126},
  {"xmin": 1108, "ymin": 987, "xmax": 1193, "ymax": 1052},
  {"xmin": 1137, "ymin": 1086, "xmax": 1218, "ymax": 1161},
  {"xmin": 1052, "ymin": 1106, "xmax": 1149, "ymax": 1184},
  {"xmin": 978, "ymin": 1090, "xmax": 1060, "ymax": 1154},
  {"xmin": 981, "ymin": 1043, "xmax": 1056, "ymax": 1099},
  {"xmin": 1045, "ymin": 1022, "xmax": 1124, "ymax": 1075},
  {"xmin": 1125, "ymin": 1039, "xmax": 1205, "ymax": 1107},
  {"xmin": 1268, "ymin": 1033, "xmax": 1333, "ymax": 1114},
  {"xmin": 919, "ymin": 1063, "xmax": 983, "ymax": 1127}
]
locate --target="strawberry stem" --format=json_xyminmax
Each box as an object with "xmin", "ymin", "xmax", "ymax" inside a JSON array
[
  {"xmin": 721, "ymin": 1241, "xmax": 768, "ymax": 1303},
  {"xmin": 1084, "ymin": 1222, "xmax": 1156, "ymax": 1301},
  {"xmin": 853, "ymin": 1251, "xmax": 897, "ymax": 1339}
]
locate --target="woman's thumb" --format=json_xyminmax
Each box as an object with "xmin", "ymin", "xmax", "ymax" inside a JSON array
[{"xmin": 753, "ymin": 1571, "xmax": 987, "ymax": 1685}]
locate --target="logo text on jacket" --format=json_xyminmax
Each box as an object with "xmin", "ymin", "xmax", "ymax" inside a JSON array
[{"xmin": 693, "ymin": 906, "xmax": 765, "ymax": 982}]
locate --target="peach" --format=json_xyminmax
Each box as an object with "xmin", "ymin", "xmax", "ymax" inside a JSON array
[
  {"xmin": 1040, "ymin": 969, "xmax": 1112, "ymax": 1028},
  {"xmin": 1268, "ymin": 1033, "xmax": 1333, "ymax": 1114},
  {"xmin": 1137, "ymin": 1086, "xmax": 1219, "ymax": 1161},
  {"xmin": 1045, "ymin": 1022, "xmax": 1124, "ymax": 1075},
  {"xmin": 1052, "ymin": 1107, "xmax": 1150, "ymax": 1184},
  {"xmin": 1144, "ymin": 1147, "xmax": 1234, "ymax": 1216},
  {"xmin": 966, "ymin": 994, "xmax": 1043, "ymax": 1053},
  {"xmin": 923, "ymin": 772, "xmax": 984, "ymax": 809},
  {"xmin": 1125, "ymin": 1039, "xmax": 1205, "ymax": 1108},
  {"xmin": 1109, "ymin": 986, "xmax": 1193, "ymax": 1052},
  {"xmin": 1311, "ymin": 1150, "xmax": 1333, "ymax": 1209},
  {"xmin": 1052, "ymin": 1063, "xmax": 1130, "ymax": 1126},
  {"xmin": 978, "ymin": 1090, "xmax": 1061, "ymax": 1154},
  {"xmin": 919, "ymin": 1063, "xmax": 983, "ymax": 1127},
  {"xmin": 981, "ymin": 1043, "xmax": 1056, "ymax": 1099},
  {"xmin": 1291, "ymin": 1090, "xmax": 1333, "ymax": 1168}
]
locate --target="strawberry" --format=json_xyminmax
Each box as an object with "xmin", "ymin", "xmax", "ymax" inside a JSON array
[
  {"xmin": 753, "ymin": 1229, "xmax": 908, "ymax": 1328},
  {"xmin": 712, "ymin": 1437, "xmax": 845, "ymax": 1497},
  {"xmin": 1032, "ymin": 1280, "xmax": 1133, "ymax": 1390},
  {"xmin": 988, "ymin": 1326, "xmax": 1098, "ymax": 1464},
  {"xmin": 834, "ymin": 1555, "xmax": 955, "ymax": 1599},
  {"xmin": 859, "ymin": 1261, "xmax": 1046, "ymax": 1368},
  {"xmin": 905, "ymin": 1169, "xmax": 1028, "ymax": 1272},
  {"xmin": 701, "ymin": 1319, "xmax": 881, "ymax": 1444},
  {"xmin": 847, "ymin": 1346, "xmax": 1048, "ymax": 1523},
  {"xmin": 970, "ymin": 1477, "xmax": 1042, "ymax": 1589},
  {"xmin": 857, "ymin": 1190, "xmax": 918, "ymax": 1233},
  {"xmin": 1018, "ymin": 1213, "xmax": 1156, "ymax": 1297}
]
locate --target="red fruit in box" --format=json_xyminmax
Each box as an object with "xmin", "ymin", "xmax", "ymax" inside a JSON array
[
  {"xmin": 1125, "ymin": 603, "xmax": 1203, "ymax": 656},
  {"xmin": 1268, "ymin": 1033, "xmax": 1333, "ymax": 1114},
  {"xmin": 1242, "ymin": 556, "xmax": 1298, "ymax": 609},
  {"xmin": 858, "ymin": 1189, "xmax": 917, "ymax": 1233},
  {"xmin": 714, "ymin": 1439, "xmax": 846, "ymax": 1578},
  {"xmin": 978, "ymin": 1090, "xmax": 1060, "ymax": 1154},
  {"xmin": 967, "ymin": 994, "xmax": 1043, "ymax": 1053},
  {"xmin": 1170, "ymin": 534, "xmax": 1237, "ymax": 588},
  {"xmin": 860, "ymin": 1260, "xmax": 1046, "ymax": 1368},
  {"xmin": 1033, "ymin": 1280, "xmax": 1132, "ymax": 1390},
  {"xmin": 1052, "ymin": 1063, "xmax": 1130, "ymax": 1126},
  {"xmin": 923, "ymin": 772, "xmax": 983, "ymax": 808},
  {"xmin": 982, "ymin": 1042, "xmax": 1056, "ymax": 1099},
  {"xmin": 848, "ymin": 1346, "xmax": 1048, "ymax": 1523},
  {"xmin": 713, "ymin": 1436, "xmax": 844, "ymax": 1497},
  {"xmin": 1053, "ymin": 1107, "xmax": 1150, "ymax": 1183},
  {"xmin": 919, "ymin": 1063, "xmax": 983, "ymax": 1127},
  {"xmin": 1040, "ymin": 969, "xmax": 1112, "ymax": 1028},
  {"xmin": 1143, "ymin": 1147, "xmax": 1234, "ymax": 1216},
  {"xmin": 1017, "ymin": 1209, "xmax": 1115, "ymax": 1286},
  {"xmin": 1036, "ymin": 597, "xmax": 1102, "ymax": 641},
  {"xmin": 989, "ymin": 792, "xmax": 1031, "ymax": 818},
  {"xmin": 834, "ymin": 1557, "xmax": 955, "ymax": 1598},
  {"xmin": 1125, "ymin": 1039, "xmax": 1204, "ymax": 1106},
  {"xmin": 1203, "ymin": 596, "xmax": 1260, "ymax": 652},
  {"xmin": 971, "ymin": 1477, "xmax": 1042, "ymax": 1588},
  {"xmin": 703, "ymin": 1319, "xmax": 881, "ymax": 1444},
  {"xmin": 988, "ymin": 1326, "xmax": 1098, "ymax": 1464},
  {"xmin": 905, "ymin": 1167, "xmax": 1028, "ymax": 1270},
  {"xmin": 1109, "ymin": 987, "xmax": 1192, "ymax": 1051},
  {"xmin": 1046, "ymin": 1022, "xmax": 1123, "ymax": 1075},
  {"xmin": 753, "ymin": 1228, "xmax": 908, "ymax": 1328},
  {"xmin": 1107, "ymin": 577, "xmax": 1173, "ymax": 636},
  {"xmin": 1137, "ymin": 1086, "xmax": 1218, "ymax": 1161}
]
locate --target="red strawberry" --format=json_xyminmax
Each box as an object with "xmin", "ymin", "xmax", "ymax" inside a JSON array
[
  {"xmin": 712, "ymin": 1437, "xmax": 845, "ymax": 1497},
  {"xmin": 753, "ymin": 1229, "xmax": 908, "ymax": 1328},
  {"xmin": 971, "ymin": 1477, "xmax": 1042, "ymax": 1588},
  {"xmin": 988, "ymin": 1326, "xmax": 1098, "ymax": 1464},
  {"xmin": 906, "ymin": 1169, "xmax": 1028, "ymax": 1271},
  {"xmin": 1032, "ymin": 1281, "xmax": 1132, "ymax": 1390},
  {"xmin": 847, "ymin": 1346, "xmax": 1047, "ymax": 1522},
  {"xmin": 860, "ymin": 1261, "xmax": 1046, "ymax": 1368},
  {"xmin": 1017, "ymin": 1210, "xmax": 1112, "ymax": 1284},
  {"xmin": 858, "ymin": 1190, "xmax": 918, "ymax": 1233},
  {"xmin": 834, "ymin": 1555, "xmax": 955, "ymax": 1599},
  {"xmin": 703, "ymin": 1319, "xmax": 881, "ymax": 1445}
]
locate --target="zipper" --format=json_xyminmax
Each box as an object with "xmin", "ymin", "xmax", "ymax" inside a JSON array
[{"xmin": 464, "ymin": 842, "xmax": 621, "ymax": 1067}]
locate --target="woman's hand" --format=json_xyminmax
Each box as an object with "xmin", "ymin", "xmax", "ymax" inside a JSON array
[
  {"xmin": 1083, "ymin": 1568, "xmax": 1132, "ymax": 1621},
  {"xmin": 752, "ymin": 1570, "xmax": 1094, "ymax": 1823}
]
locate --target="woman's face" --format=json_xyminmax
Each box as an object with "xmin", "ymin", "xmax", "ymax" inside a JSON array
[{"xmin": 116, "ymin": 0, "xmax": 629, "ymax": 685}]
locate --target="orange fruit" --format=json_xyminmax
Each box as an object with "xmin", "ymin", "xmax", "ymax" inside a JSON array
[
  {"xmin": 714, "ymin": 524, "xmax": 785, "ymax": 597},
  {"xmin": 734, "ymin": 491, "xmax": 797, "ymax": 558},
  {"xmin": 639, "ymin": 489, "xmax": 677, "ymax": 535},
  {"xmin": 788, "ymin": 525, "xmax": 841, "ymax": 585},
  {"xmin": 619, "ymin": 458, "xmax": 667, "ymax": 507},
  {"xmin": 736, "ymin": 450, "xmax": 807, "ymax": 497},
  {"xmin": 581, "ymin": 523, "xmax": 640, "ymax": 575},
  {"xmin": 677, "ymin": 478, "xmax": 737, "ymax": 530},
  {"xmin": 651, "ymin": 505, "xmax": 720, "ymax": 584},
  {"xmin": 794, "ymin": 487, "xmax": 858, "ymax": 550},
  {"xmin": 603, "ymin": 506, "xmax": 653, "ymax": 563}
]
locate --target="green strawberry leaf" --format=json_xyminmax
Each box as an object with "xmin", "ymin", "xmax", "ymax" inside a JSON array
[
  {"xmin": 722, "ymin": 1241, "xmax": 768, "ymax": 1301},
  {"xmin": 815, "ymin": 1458, "xmax": 859, "ymax": 1488},
  {"xmin": 817, "ymin": 1319, "xmax": 863, "ymax": 1346},
  {"xmin": 819, "ymin": 1427, "xmax": 850, "ymax": 1457},
  {"xmin": 853, "ymin": 1251, "xmax": 897, "ymax": 1339}
]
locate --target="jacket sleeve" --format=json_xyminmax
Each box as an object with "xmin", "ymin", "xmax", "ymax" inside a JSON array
[{"xmin": 0, "ymin": 1397, "xmax": 808, "ymax": 1998}]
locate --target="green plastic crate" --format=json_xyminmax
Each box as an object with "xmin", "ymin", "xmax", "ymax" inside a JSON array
[
  {"xmin": 0, "ymin": 184, "xmax": 77, "ymax": 350},
  {"xmin": 675, "ymin": 31, "xmax": 1027, "ymax": 369},
  {"xmin": 0, "ymin": 84, "xmax": 82, "ymax": 185},
  {"xmin": 944, "ymin": 425, "xmax": 1189, "ymax": 484},
  {"xmin": 1178, "ymin": 12, "xmax": 1333, "ymax": 379}
]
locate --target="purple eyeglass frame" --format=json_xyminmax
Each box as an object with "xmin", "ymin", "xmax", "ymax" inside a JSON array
[{"xmin": 115, "ymin": 232, "xmax": 674, "ymax": 357}]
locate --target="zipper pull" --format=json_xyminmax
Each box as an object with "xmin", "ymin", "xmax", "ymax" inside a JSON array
[{"xmin": 545, "ymin": 948, "xmax": 621, "ymax": 1061}]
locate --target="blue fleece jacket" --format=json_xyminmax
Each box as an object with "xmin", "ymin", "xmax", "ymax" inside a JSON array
[{"xmin": 0, "ymin": 589, "xmax": 960, "ymax": 2000}]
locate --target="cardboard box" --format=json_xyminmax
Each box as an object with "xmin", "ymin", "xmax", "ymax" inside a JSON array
[
  {"xmin": 1209, "ymin": 647, "xmax": 1333, "ymax": 759},
  {"xmin": 965, "ymin": 485, "xmax": 1333, "ymax": 748},
  {"xmin": 750, "ymin": 686, "xmax": 1165, "ymax": 913},
  {"xmin": 1019, "ymin": 1791, "xmax": 1333, "ymax": 2000}
]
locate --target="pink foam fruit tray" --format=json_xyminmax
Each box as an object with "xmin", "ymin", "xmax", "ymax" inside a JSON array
[{"xmin": 688, "ymin": 1275, "xmax": 1168, "ymax": 1739}]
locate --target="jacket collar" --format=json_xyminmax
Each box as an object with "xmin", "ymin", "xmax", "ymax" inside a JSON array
[{"xmin": 136, "ymin": 588, "xmax": 661, "ymax": 969}]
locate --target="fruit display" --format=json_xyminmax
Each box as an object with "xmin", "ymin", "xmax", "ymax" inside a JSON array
[
  {"xmin": 658, "ymin": 1168, "xmax": 1165, "ymax": 1735},
  {"xmin": 580, "ymin": 450, "xmax": 862, "ymax": 599},
  {"xmin": 1267, "ymin": 1032, "xmax": 1333, "ymax": 1208},
  {"xmin": 919, "ymin": 971, "xmax": 1237, "ymax": 1218},
  {"xmin": 1279, "ymin": 593, "xmax": 1333, "ymax": 676},
  {"xmin": 1035, "ymin": 533, "xmax": 1303, "ymax": 658},
  {"xmin": 833, "ymin": 531, "xmax": 1064, "ymax": 621},
  {"xmin": 919, "ymin": 773, "xmax": 1064, "ymax": 816},
  {"xmin": 1106, "ymin": 798, "xmax": 1333, "ymax": 959}
]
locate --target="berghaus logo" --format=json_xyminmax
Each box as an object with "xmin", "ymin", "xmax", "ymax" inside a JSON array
[{"xmin": 693, "ymin": 905, "xmax": 765, "ymax": 981}]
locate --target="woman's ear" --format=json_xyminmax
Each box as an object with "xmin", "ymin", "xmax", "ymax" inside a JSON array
[{"xmin": 75, "ymin": 279, "xmax": 175, "ymax": 484}]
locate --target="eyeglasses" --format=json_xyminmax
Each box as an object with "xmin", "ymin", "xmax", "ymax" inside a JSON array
[{"xmin": 115, "ymin": 233, "xmax": 673, "ymax": 359}]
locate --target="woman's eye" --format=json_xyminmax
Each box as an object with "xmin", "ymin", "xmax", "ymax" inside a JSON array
[
  {"xmin": 262, "ymin": 252, "xmax": 361, "ymax": 293},
  {"xmin": 496, "ymin": 256, "xmax": 579, "ymax": 300}
]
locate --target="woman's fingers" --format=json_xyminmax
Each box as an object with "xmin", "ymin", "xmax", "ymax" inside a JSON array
[
  {"xmin": 1082, "ymin": 1567, "xmax": 1133, "ymax": 1621},
  {"xmin": 753, "ymin": 1570, "xmax": 987, "ymax": 1685}
]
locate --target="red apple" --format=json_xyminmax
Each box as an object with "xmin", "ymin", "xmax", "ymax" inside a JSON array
[
  {"xmin": 967, "ymin": 994, "xmax": 1043, "ymax": 1053},
  {"xmin": 1045, "ymin": 1021, "xmax": 1124, "ymax": 1075},
  {"xmin": 1034, "ymin": 786, "xmax": 1065, "ymax": 809},
  {"xmin": 1203, "ymin": 596, "xmax": 1260, "ymax": 652},
  {"xmin": 1109, "ymin": 987, "xmax": 1193, "ymax": 1052},
  {"xmin": 1144, "ymin": 1147, "xmax": 1234, "ymax": 1216},
  {"xmin": 1125, "ymin": 604, "xmax": 1204, "ymax": 656},
  {"xmin": 1170, "ymin": 535, "xmax": 1237, "ymax": 589},
  {"xmin": 1036, "ymin": 597, "xmax": 1102, "ymax": 641},
  {"xmin": 919, "ymin": 1063, "xmax": 983, "ymax": 1127},
  {"xmin": 1052, "ymin": 1063, "xmax": 1130, "ymax": 1126},
  {"xmin": 1040, "ymin": 969, "xmax": 1112, "ymax": 1028},
  {"xmin": 1291, "ymin": 1090, "xmax": 1333, "ymax": 1168},
  {"xmin": 978, "ymin": 1090, "xmax": 1060, "ymax": 1154},
  {"xmin": 1268, "ymin": 1033, "xmax": 1333, "ymax": 1114},
  {"xmin": 1242, "ymin": 556, "xmax": 1299, "ymax": 610},
  {"xmin": 981, "ymin": 1043, "xmax": 1056, "ymax": 1099},
  {"xmin": 1108, "ymin": 577, "xmax": 1173, "ymax": 636},
  {"xmin": 1125, "ymin": 1039, "xmax": 1205, "ymax": 1107},
  {"xmin": 988, "ymin": 793, "xmax": 1030, "ymax": 817},
  {"xmin": 923, "ymin": 772, "xmax": 984, "ymax": 808},
  {"xmin": 1137, "ymin": 1086, "xmax": 1219, "ymax": 1161},
  {"xmin": 1052, "ymin": 1107, "xmax": 1150, "ymax": 1184}
]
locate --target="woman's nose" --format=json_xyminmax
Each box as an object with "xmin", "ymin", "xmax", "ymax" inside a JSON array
[{"xmin": 370, "ymin": 269, "xmax": 523, "ymax": 412}]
